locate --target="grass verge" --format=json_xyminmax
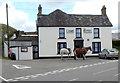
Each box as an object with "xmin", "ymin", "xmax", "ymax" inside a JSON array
[{"xmin": 0, "ymin": 56, "xmax": 10, "ymax": 60}]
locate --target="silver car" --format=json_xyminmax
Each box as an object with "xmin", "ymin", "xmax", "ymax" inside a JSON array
[{"xmin": 99, "ymin": 48, "xmax": 119, "ymax": 59}]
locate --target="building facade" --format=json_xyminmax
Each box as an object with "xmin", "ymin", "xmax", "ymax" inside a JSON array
[{"xmin": 36, "ymin": 5, "xmax": 113, "ymax": 57}]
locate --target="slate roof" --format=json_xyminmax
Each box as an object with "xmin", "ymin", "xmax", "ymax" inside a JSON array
[
  {"xmin": 5, "ymin": 41, "xmax": 32, "ymax": 47},
  {"xmin": 37, "ymin": 9, "xmax": 112, "ymax": 27},
  {"xmin": 12, "ymin": 36, "xmax": 38, "ymax": 46}
]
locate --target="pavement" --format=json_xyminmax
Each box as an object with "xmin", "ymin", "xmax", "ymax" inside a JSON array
[{"xmin": 0, "ymin": 57, "xmax": 119, "ymax": 82}]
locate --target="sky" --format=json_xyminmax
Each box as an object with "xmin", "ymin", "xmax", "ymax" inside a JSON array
[{"xmin": 0, "ymin": 0, "xmax": 119, "ymax": 33}]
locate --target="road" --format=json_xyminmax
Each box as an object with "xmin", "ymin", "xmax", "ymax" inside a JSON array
[{"xmin": 0, "ymin": 57, "xmax": 119, "ymax": 82}]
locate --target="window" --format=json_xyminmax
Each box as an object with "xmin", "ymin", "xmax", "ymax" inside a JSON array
[
  {"xmin": 76, "ymin": 28, "xmax": 82, "ymax": 38},
  {"xmin": 57, "ymin": 42, "xmax": 67, "ymax": 54},
  {"xmin": 21, "ymin": 47, "xmax": 28, "ymax": 52},
  {"xmin": 94, "ymin": 28, "xmax": 99, "ymax": 38},
  {"xmin": 59, "ymin": 28, "xmax": 65, "ymax": 39},
  {"xmin": 92, "ymin": 42, "xmax": 101, "ymax": 53}
]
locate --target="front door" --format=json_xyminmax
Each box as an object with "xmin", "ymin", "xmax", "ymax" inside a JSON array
[{"xmin": 74, "ymin": 40, "xmax": 84, "ymax": 48}]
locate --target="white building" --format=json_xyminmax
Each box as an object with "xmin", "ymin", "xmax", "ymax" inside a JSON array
[
  {"xmin": 36, "ymin": 5, "xmax": 113, "ymax": 57},
  {"xmin": 4, "ymin": 41, "xmax": 33, "ymax": 60},
  {"xmin": 4, "ymin": 36, "xmax": 38, "ymax": 60}
]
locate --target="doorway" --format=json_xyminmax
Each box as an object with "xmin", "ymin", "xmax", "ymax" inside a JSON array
[{"xmin": 74, "ymin": 40, "xmax": 84, "ymax": 48}]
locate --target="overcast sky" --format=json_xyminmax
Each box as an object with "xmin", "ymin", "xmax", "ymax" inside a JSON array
[{"xmin": 0, "ymin": 0, "xmax": 119, "ymax": 33}]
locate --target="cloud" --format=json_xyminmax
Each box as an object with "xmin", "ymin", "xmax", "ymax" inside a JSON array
[
  {"xmin": 0, "ymin": 1, "xmax": 36, "ymax": 32},
  {"xmin": 72, "ymin": 0, "xmax": 119, "ymax": 33}
]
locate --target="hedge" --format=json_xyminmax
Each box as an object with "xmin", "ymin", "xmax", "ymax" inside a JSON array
[{"xmin": 112, "ymin": 40, "xmax": 120, "ymax": 50}]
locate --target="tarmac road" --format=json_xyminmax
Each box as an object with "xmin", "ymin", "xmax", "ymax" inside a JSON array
[{"xmin": 0, "ymin": 57, "xmax": 119, "ymax": 82}]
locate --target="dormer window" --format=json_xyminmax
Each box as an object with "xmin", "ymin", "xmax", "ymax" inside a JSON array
[{"xmin": 59, "ymin": 28, "xmax": 65, "ymax": 39}]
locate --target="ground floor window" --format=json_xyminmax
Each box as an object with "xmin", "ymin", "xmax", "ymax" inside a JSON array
[
  {"xmin": 92, "ymin": 42, "xmax": 101, "ymax": 53},
  {"xmin": 57, "ymin": 42, "xmax": 67, "ymax": 54}
]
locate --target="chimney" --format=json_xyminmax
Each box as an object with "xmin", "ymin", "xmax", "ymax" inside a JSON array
[
  {"xmin": 38, "ymin": 4, "xmax": 42, "ymax": 16},
  {"xmin": 101, "ymin": 5, "xmax": 106, "ymax": 16}
]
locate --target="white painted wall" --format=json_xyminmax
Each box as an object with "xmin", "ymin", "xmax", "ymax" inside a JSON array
[
  {"xmin": 19, "ymin": 47, "xmax": 33, "ymax": 60},
  {"xmin": 4, "ymin": 42, "xmax": 8, "ymax": 57},
  {"xmin": 38, "ymin": 27, "xmax": 112, "ymax": 57},
  {"xmin": 4, "ymin": 44, "xmax": 33, "ymax": 60}
]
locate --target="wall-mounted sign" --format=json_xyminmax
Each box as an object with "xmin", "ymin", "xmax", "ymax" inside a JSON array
[
  {"xmin": 66, "ymin": 29, "xmax": 74, "ymax": 34},
  {"xmin": 21, "ymin": 47, "xmax": 28, "ymax": 52},
  {"xmin": 84, "ymin": 28, "xmax": 92, "ymax": 33}
]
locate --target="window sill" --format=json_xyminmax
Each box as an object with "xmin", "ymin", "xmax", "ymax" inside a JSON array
[
  {"xmin": 58, "ymin": 38, "xmax": 66, "ymax": 39},
  {"xmin": 76, "ymin": 37, "xmax": 82, "ymax": 38},
  {"xmin": 93, "ymin": 37, "xmax": 100, "ymax": 39}
]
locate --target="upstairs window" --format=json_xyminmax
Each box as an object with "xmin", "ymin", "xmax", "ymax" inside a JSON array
[
  {"xmin": 59, "ymin": 28, "xmax": 65, "ymax": 39},
  {"xmin": 76, "ymin": 28, "xmax": 82, "ymax": 38},
  {"xmin": 94, "ymin": 28, "xmax": 100, "ymax": 38}
]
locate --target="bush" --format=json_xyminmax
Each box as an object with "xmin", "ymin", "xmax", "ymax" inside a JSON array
[
  {"xmin": 112, "ymin": 40, "xmax": 120, "ymax": 50},
  {"xmin": 112, "ymin": 40, "xmax": 120, "ymax": 46}
]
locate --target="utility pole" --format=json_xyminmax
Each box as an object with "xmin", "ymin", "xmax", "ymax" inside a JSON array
[{"xmin": 6, "ymin": 3, "xmax": 10, "ymax": 58}]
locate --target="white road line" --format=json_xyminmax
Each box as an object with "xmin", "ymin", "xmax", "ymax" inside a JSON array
[
  {"xmin": 69, "ymin": 78, "xmax": 79, "ymax": 81},
  {"xmin": 64, "ymin": 68, "xmax": 73, "ymax": 71},
  {"xmin": 83, "ymin": 65, "xmax": 88, "ymax": 68},
  {"xmin": 12, "ymin": 64, "xmax": 31, "ymax": 69},
  {"xmin": 14, "ymin": 77, "xmax": 25, "ymax": 79},
  {"xmin": 72, "ymin": 67, "xmax": 78, "ymax": 70},
  {"xmin": 93, "ymin": 68, "xmax": 117, "ymax": 75},
  {"xmin": 114, "ymin": 73, "xmax": 120, "ymax": 76},
  {"xmin": 0, "ymin": 76, "xmax": 8, "ymax": 81},
  {"xmin": 58, "ymin": 69, "xmax": 66, "ymax": 73},
  {"xmin": 89, "ymin": 64, "xmax": 93, "ymax": 67},
  {"xmin": 101, "ymin": 62, "xmax": 105, "ymax": 64},
  {"xmin": 94, "ymin": 80, "xmax": 102, "ymax": 83},
  {"xmin": 79, "ymin": 66, "xmax": 84, "ymax": 68},
  {"xmin": 43, "ymin": 72, "xmax": 52, "ymax": 75}
]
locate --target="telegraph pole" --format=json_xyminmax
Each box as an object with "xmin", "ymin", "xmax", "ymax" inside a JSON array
[{"xmin": 6, "ymin": 3, "xmax": 10, "ymax": 57}]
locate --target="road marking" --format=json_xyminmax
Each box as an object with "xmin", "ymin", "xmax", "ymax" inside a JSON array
[
  {"xmin": 58, "ymin": 69, "xmax": 67, "ymax": 73},
  {"xmin": 14, "ymin": 77, "xmax": 25, "ymax": 79},
  {"xmin": 0, "ymin": 76, "xmax": 8, "ymax": 81},
  {"xmin": 93, "ymin": 68, "xmax": 117, "ymax": 75},
  {"xmin": 94, "ymin": 80, "xmax": 102, "ymax": 83},
  {"xmin": 114, "ymin": 73, "xmax": 120, "ymax": 76},
  {"xmin": 12, "ymin": 64, "xmax": 31, "ymax": 69},
  {"xmin": 79, "ymin": 66, "xmax": 84, "ymax": 68},
  {"xmin": 65, "ymin": 68, "xmax": 73, "ymax": 71},
  {"xmin": 83, "ymin": 65, "xmax": 88, "ymax": 68},
  {"xmin": 43, "ymin": 72, "xmax": 52, "ymax": 75},
  {"xmin": 69, "ymin": 78, "xmax": 79, "ymax": 81},
  {"xmin": 89, "ymin": 64, "xmax": 93, "ymax": 67}
]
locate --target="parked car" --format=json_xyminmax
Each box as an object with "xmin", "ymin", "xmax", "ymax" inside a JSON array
[
  {"xmin": 99, "ymin": 48, "xmax": 119, "ymax": 59},
  {"xmin": 11, "ymin": 52, "xmax": 16, "ymax": 60}
]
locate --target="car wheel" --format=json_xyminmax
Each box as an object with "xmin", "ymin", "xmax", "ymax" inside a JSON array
[
  {"xmin": 115, "ymin": 57, "xmax": 118, "ymax": 59},
  {"xmin": 104, "ymin": 55, "xmax": 107, "ymax": 59},
  {"xmin": 99, "ymin": 55, "xmax": 101, "ymax": 59}
]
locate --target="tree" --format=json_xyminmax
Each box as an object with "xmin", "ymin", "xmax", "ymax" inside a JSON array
[
  {"xmin": 0, "ymin": 24, "xmax": 17, "ymax": 57},
  {"xmin": 0, "ymin": 24, "xmax": 17, "ymax": 40}
]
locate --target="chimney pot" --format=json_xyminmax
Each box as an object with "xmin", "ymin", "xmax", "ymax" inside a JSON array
[{"xmin": 101, "ymin": 5, "xmax": 106, "ymax": 16}]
